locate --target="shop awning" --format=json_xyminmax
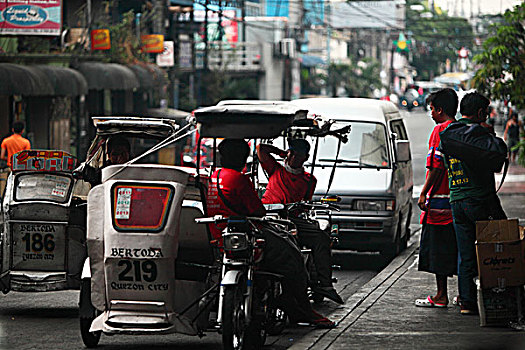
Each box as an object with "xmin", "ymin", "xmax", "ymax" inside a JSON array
[
  {"xmin": 299, "ymin": 55, "xmax": 325, "ymax": 67},
  {"xmin": 129, "ymin": 64, "xmax": 167, "ymax": 89},
  {"xmin": 35, "ymin": 65, "xmax": 88, "ymax": 96},
  {"xmin": 0, "ymin": 63, "xmax": 54, "ymax": 96},
  {"xmin": 76, "ymin": 62, "xmax": 140, "ymax": 90}
]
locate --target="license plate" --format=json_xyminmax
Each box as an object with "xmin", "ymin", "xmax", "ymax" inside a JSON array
[{"xmin": 11, "ymin": 223, "xmax": 66, "ymax": 271}]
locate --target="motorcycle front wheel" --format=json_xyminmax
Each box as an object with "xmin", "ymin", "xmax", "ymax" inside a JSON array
[{"xmin": 222, "ymin": 285, "xmax": 247, "ymax": 350}]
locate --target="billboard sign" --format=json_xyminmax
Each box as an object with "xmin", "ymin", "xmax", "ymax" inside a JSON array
[
  {"xmin": 141, "ymin": 34, "xmax": 164, "ymax": 53},
  {"xmin": 0, "ymin": 0, "xmax": 62, "ymax": 36},
  {"xmin": 91, "ymin": 29, "xmax": 111, "ymax": 50}
]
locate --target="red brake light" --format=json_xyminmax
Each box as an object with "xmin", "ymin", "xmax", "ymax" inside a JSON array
[{"xmin": 112, "ymin": 184, "xmax": 174, "ymax": 232}]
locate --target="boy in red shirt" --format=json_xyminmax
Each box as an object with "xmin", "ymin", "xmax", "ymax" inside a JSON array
[
  {"xmin": 415, "ymin": 88, "xmax": 458, "ymax": 308},
  {"xmin": 257, "ymin": 139, "xmax": 343, "ymax": 304}
]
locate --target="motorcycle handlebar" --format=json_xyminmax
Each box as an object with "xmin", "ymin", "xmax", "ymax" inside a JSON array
[{"xmin": 195, "ymin": 215, "xmax": 293, "ymax": 226}]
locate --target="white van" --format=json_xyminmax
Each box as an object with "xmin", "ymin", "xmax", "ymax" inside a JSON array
[{"xmin": 292, "ymin": 98, "xmax": 413, "ymax": 258}]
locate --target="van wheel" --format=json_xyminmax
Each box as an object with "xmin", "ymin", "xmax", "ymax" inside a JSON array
[
  {"xmin": 79, "ymin": 279, "xmax": 101, "ymax": 348},
  {"xmin": 380, "ymin": 225, "xmax": 401, "ymax": 260}
]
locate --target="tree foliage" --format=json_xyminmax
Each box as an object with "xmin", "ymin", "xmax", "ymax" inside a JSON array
[
  {"xmin": 318, "ymin": 58, "xmax": 381, "ymax": 97},
  {"xmin": 406, "ymin": 0, "xmax": 474, "ymax": 80},
  {"xmin": 472, "ymin": 3, "xmax": 525, "ymax": 110}
]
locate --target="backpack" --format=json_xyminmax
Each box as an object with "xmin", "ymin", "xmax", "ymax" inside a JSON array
[{"xmin": 439, "ymin": 121, "xmax": 508, "ymax": 173}]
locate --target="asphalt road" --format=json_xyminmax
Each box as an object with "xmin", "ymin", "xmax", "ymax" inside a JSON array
[{"xmin": 0, "ymin": 108, "xmax": 434, "ymax": 350}]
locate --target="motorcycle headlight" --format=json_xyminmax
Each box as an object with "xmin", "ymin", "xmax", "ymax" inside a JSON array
[
  {"xmin": 223, "ymin": 233, "xmax": 249, "ymax": 251},
  {"xmin": 317, "ymin": 219, "xmax": 330, "ymax": 231},
  {"xmin": 354, "ymin": 199, "xmax": 395, "ymax": 211}
]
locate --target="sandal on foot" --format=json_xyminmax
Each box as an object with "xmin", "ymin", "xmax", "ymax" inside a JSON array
[{"xmin": 415, "ymin": 295, "xmax": 447, "ymax": 308}]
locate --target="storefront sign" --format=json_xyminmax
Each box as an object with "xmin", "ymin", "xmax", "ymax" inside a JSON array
[
  {"xmin": 0, "ymin": 0, "xmax": 62, "ymax": 36},
  {"xmin": 156, "ymin": 41, "xmax": 175, "ymax": 67},
  {"xmin": 141, "ymin": 34, "xmax": 164, "ymax": 53},
  {"xmin": 91, "ymin": 29, "xmax": 111, "ymax": 50},
  {"xmin": 179, "ymin": 41, "xmax": 193, "ymax": 69}
]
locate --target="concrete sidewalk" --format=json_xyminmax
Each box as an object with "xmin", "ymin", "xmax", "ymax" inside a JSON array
[{"xmin": 292, "ymin": 195, "xmax": 525, "ymax": 350}]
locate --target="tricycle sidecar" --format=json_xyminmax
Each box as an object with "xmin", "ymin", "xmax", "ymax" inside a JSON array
[
  {"xmin": 79, "ymin": 116, "xmax": 221, "ymax": 347},
  {"xmin": 0, "ymin": 150, "xmax": 88, "ymax": 293}
]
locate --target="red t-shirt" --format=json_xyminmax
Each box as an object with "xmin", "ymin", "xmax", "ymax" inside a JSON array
[
  {"xmin": 420, "ymin": 120, "xmax": 453, "ymax": 225},
  {"xmin": 261, "ymin": 158, "xmax": 316, "ymax": 205},
  {"xmin": 207, "ymin": 168, "xmax": 266, "ymax": 240}
]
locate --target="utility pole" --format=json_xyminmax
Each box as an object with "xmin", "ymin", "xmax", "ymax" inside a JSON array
[{"xmin": 326, "ymin": 0, "xmax": 331, "ymax": 96}]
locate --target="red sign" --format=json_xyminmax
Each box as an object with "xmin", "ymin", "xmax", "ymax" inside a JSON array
[
  {"xmin": 0, "ymin": 1, "xmax": 62, "ymax": 36},
  {"xmin": 91, "ymin": 29, "xmax": 111, "ymax": 50},
  {"xmin": 12, "ymin": 150, "xmax": 77, "ymax": 173},
  {"xmin": 141, "ymin": 35, "xmax": 165, "ymax": 53}
]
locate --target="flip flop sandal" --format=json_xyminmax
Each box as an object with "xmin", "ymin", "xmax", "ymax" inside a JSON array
[{"xmin": 415, "ymin": 295, "xmax": 447, "ymax": 308}]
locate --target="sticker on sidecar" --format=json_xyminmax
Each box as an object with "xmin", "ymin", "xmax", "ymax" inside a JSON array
[
  {"xmin": 115, "ymin": 187, "xmax": 132, "ymax": 219},
  {"xmin": 12, "ymin": 223, "xmax": 66, "ymax": 270}
]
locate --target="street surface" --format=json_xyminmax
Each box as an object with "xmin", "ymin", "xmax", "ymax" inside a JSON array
[{"xmin": 0, "ymin": 108, "xmax": 435, "ymax": 349}]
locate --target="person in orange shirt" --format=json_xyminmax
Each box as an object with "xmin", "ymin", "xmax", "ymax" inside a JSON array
[{"xmin": 1, "ymin": 121, "xmax": 31, "ymax": 168}]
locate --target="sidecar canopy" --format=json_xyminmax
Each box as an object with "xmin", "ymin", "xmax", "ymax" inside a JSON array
[
  {"xmin": 193, "ymin": 103, "xmax": 307, "ymax": 139},
  {"xmin": 92, "ymin": 117, "xmax": 179, "ymax": 138}
]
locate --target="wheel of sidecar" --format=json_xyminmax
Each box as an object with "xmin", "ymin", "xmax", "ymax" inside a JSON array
[
  {"xmin": 80, "ymin": 318, "xmax": 100, "ymax": 348},
  {"xmin": 79, "ymin": 279, "xmax": 101, "ymax": 348},
  {"xmin": 222, "ymin": 285, "xmax": 248, "ymax": 350}
]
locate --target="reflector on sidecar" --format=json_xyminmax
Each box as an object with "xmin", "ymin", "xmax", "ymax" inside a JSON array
[{"xmin": 321, "ymin": 195, "xmax": 342, "ymax": 203}]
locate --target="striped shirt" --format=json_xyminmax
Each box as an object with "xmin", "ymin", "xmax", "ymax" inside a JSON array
[{"xmin": 420, "ymin": 120, "xmax": 453, "ymax": 225}]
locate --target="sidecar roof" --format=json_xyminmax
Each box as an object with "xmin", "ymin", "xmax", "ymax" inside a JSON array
[
  {"xmin": 193, "ymin": 103, "xmax": 307, "ymax": 139},
  {"xmin": 92, "ymin": 117, "xmax": 179, "ymax": 138}
]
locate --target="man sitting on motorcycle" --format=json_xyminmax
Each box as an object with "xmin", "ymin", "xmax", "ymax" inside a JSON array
[
  {"xmin": 207, "ymin": 139, "xmax": 335, "ymax": 328},
  {"xmin": 257, "ymin": 139, "xmax": 344, "ymax": 304}
]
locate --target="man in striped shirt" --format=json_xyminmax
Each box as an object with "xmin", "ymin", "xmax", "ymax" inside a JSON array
[{"xmin": 415, "ymin": 88, "xmax": 458, "ymax": 309}]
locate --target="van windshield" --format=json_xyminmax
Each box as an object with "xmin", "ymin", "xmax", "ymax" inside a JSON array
[{"xmin": 312, "ymin": 121, "xmax": 390, "ymax": 168}]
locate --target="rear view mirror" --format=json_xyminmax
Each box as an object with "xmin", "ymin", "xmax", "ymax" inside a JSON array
[{"xmin": 395, "ymin": 140, "xmax": 411, "ymax": 162}]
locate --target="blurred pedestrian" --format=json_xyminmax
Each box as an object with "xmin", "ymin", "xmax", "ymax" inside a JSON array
[
  {"xmin": 442, "ymin": 92, "xmax": 507, "ymax": 315},
  {"xmin": 503, "ymin": 112, "xmax": 523, "ymax": 164},
  {"xmin": 0, "ymin": 121, "xmax": 31, "ymax": 168},
  {"xmin": 415, "ymin": 88, "xmax": 458, "ymax": 309}
]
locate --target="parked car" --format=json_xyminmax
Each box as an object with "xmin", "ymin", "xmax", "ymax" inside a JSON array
[
  {"xmin": 291, "ymin": 98, "xmax": 413, "ymax": 258},
  {"xmin": 400, "ymin": 82, "xmax": 445, "ymax": 111}
]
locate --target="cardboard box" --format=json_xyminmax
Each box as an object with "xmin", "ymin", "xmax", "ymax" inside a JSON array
[
  {"xmin": 476, "ymin": 219, "xmax": 524, "ymax": 289},
  {"xmin": 478, "ymin": 285, "xmax": 524, "ymax": 327},
  {"xmin": 476, "ymin": 219, "xmax": 520, "ymax": 242},
  {"xmin": 477, "ymin": 240, "xmax": 524, "ymax": 289}
]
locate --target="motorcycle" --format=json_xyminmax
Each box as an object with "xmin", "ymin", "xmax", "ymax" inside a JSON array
[{"xmin": 196, "ymin": 215, "xmax": 291, "ymax": 349}]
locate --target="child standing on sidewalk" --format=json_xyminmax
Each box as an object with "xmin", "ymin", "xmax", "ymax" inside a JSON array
[{"xmin": 415, "ymin": 88, "xmax": 458, "ymax": 308}]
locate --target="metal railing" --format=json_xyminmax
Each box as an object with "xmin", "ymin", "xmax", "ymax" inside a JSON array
[{"xmin": 196, "ymin": 42, "xmax": 262, "ymax": 72}]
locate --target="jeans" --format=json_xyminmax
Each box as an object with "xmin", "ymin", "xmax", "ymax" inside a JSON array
[
  {"xmin": 451, "ymin": 195, "xmax": 506, "ymax": 308},
  {"xmin": 291, "ymin": 217, "xmax": 333, "ymax": 287},
  {"xmin": 258, "ymin": 223, "xmax": 314, "ymax": 321}
]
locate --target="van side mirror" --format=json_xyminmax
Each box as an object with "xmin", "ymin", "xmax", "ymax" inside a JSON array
[{"xmin": 395, "ymin": 140, "xmax": 411, "ymax": 162}]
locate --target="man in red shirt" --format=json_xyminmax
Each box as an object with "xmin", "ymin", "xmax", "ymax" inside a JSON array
[
  {"xmin": 257, "ymin": 139, "xmax": 343, "ymax": 304},
  {"xmin": 1, "ymin": 121, "xmax": 31, "ymax": 168},
  {"xmin": 415, "ymin": 88, "xmax": 458, "ymax": 309},
  {"xmin": 207, "ymin": 139, "xmax": 335, "ymax": 327}
]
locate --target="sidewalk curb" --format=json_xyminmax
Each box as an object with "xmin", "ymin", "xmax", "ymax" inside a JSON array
[{"xmin": 289, "ymin": 227, "xmax": 422, "ymax": 350}]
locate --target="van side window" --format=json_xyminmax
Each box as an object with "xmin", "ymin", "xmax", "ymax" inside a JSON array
[{"xmin": 390, "ymin": 120, "xmax": 408, "ymax": 140}]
